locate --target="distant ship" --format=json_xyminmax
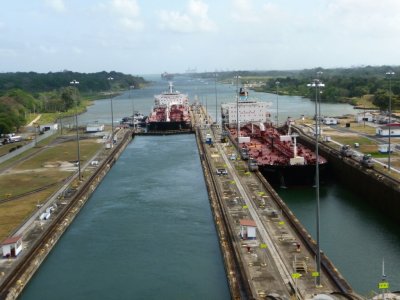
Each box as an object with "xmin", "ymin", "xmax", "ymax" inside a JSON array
[
  {"xmin": 147, "ymin": 82, "xmax": 191, "ymax": 131},
  {"xmin": 221, "ymin": 89, "xmax": 327, "ymax": 186},
  {"xmin": 161, "ymin": 72, "xmax": 174, "ymax": 80}
]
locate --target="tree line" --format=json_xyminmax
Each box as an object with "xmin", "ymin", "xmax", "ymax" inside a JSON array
[
  {"xmin": 0, "ymin": 71, "xmax": 146, "ymax": 134},
  {"xmin": 194, "ymin": 66, "xmax": 400, "ymax": 110}
]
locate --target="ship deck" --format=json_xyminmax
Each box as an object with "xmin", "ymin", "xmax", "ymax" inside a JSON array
[{"xmin": 228, "ymin": 124, "xmax": 327, "ymax": 166}]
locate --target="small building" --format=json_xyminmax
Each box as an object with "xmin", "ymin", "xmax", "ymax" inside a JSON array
[
  {"xmin": 356, "ymin": 112, "xmax": 373, "ymax": 123},
  {"xmin": 376, "ymin": 124, "xmax": 400, "ymax": 137},
  {"xmin": 322, "ymin": 117, "xmax": 338, "ymax": 125},
  {"xmin": 1, "ymin": 236, "xmax": 23, "ymax": 258},
  {"xmin": 40, "ymin": 123, "xmax": 58, "ymax": 132},
  {"xmin": 240, "ymin": 219, "xmax": 257, "ymax": 240},
  {"xmin": 86, "ymin": 124, "xmax": 105, "ymax": 133}
]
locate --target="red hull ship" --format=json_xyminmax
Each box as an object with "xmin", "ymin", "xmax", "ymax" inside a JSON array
[
  {"xmin": 147, "ymin": 82, "xmax": 191, "ymax": 131},
  {"xmin": 221, "ymin": 88, "xmax": 327, "ymax": 186},
  {"xmin": 228, "ymin": 121, "xmax": 327, "ymax": 186}
]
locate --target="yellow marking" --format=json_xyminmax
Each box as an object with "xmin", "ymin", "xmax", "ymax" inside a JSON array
[
  {"xmin": 379, "ymin": 282, "xmax": 389, "ymax": 289},
  {"xmin": 242, "ymin": 205, "xmax": 248, "ymax": 209},
  {"xmin": 260, "ymin": 243, "xmax": 267, "ymax": 249},
  {"xmin": 312, "ymin": 272, "xmax": 319, "ymax": 277},
  {"xmin": 292, "ymin": 273, "xmax": 302, "ymax": 279}
]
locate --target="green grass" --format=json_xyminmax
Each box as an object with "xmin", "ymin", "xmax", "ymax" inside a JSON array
[
  {"xmin": 26, "ymin": 99, "xmax": 92, "ymax": 126},
  {"xmin": 331, "ymin": 135, "xmax": 377, "ymax": 147},
  {"xmin": 0, "ymin": 188, "xmax": 58, "ymax": 240},
  {"xmin": 0, "ymin": 170, "xmax": 69, "ymax": 200},
  {"xmin": 352, "ymin": 94, "xmax": 377, "ymax": 108},
  {"xmin": 15, "ymin": 139, "xmax": 101, "ymax": 170},
  {"xmin": 0, "ymin": 138, "xmax": 102, "ymax": 199},
  {"xmin": 345, "ymin": 123, "xmax": 377, "ymax": 135},
  {"xmin": 0, "ymin": 141, "xmax": 28, "ymax": 157}
]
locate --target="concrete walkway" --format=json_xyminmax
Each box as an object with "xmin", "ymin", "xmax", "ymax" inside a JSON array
[{"xmin": 26, "ymin": 115, "xmax": 42, "ymax": 127}]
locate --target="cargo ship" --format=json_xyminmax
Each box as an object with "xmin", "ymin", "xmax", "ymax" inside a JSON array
[
  {"xmin": 147, "ymin": 82, "xmax": 191, "ymax": 131},
  {"xmin": 221, "ymin": 90, "xmax": 327, "ymax": 186},
  {"xmin": 161, "ymin": 72, "xmax": 174, "ymax": 80}
]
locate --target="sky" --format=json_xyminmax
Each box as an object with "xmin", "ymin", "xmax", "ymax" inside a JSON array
[{"xmin": 1, "ymin": 0, "xmax": 400, "ymax": 74}]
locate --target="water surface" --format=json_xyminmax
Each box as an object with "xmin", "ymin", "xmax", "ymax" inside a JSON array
[{"xmin": 20, "ymin": 135, "xmax": 230, "ymax": 300}]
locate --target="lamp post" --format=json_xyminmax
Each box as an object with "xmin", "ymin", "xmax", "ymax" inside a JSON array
[
  {"xmin": 275, "ymin": 81, "xmax": 280, "ymax": 126},
  {"xmin": 70, "ymin": 79, "xmax": 81, "ymax": 180},
  {"xmin": 386, "ymin": 71, "xmax": 395, "ymax": 172},
  {"xmin": 33, "ymin": 122, "xmax": 39, "ymax": 147},
  {"xmin": 130, "ymin": 85, "xmax": 135, "ymax": 128},
  {"xmin": 214, "ymin": 73, "xmax": 218, "ymax": 124},
  {"xmin": 317, "ymin": 71, "xmax": 323, "ymax": 122},
  {"xmin": 108, "ymin": 77, "xmax": 114, "ymax": 145},
  {"xmin": 307, "ymin": 78, "xmax": 325, "ymax": 287},
  {"xmin": 235, "ymin": 75, "xmax": 241, "ymax": 143}
]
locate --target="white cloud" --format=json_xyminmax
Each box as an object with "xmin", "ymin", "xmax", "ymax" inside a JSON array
[
  {"xmin": 231, "ymin": 0, "xmax": 261, "ymax": 23},
  {"xmin": 111, "ymin": 0, "xmax": 139, "ymax": 17},
  {"xmin": 119, "ymin": 17, "xmax": 144, "ymax": 31},
  {"xmin": 44, "ymin": 0, "xmax": 66, "ymax": 12},
  {"xmin": 39, "ymin": 45, "xmax": 57, "ymax": 54},
  {"xmin": 325, "ymin": 0, "xmax": 400, "ymax": 37},
  {"xmin": 169, "ymin": 44, "xmax": 184, "ymax": 53},
  {"xmin": 158, "ymin": 0, "xmax": 216, "ymax": 33},
  {"xmin": 0, "ymin": 48, "xmax": 17, "ymax": 57},
  {"xmin": 110, "ymin": 0, "xmax": 143, "ymax": 31},
  {"xmin": 72, "ymin": 47, "xmax": 83, "ymax": 54}
]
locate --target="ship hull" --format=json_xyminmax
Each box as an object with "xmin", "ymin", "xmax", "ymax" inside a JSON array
[
  {"xmin": 147, "ymin": 121, "xmax": 191, "ymax": 131},
  {"xmin": 258, "ymin": 163, "xmax": 327, "ymax": 187}
]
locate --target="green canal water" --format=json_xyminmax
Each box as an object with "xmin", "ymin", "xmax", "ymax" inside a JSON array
[
  {"xmin": 278, "ymin": 182, "xmax": 400, "ymax": 297},
  {"xmin": 20, "ymin": 135, "xmax": 230, "ymax": 300}
]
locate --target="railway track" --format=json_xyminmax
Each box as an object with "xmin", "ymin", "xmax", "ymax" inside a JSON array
[
  {"xmin": 0, "ymin": 176, "xmax": 73, "ymax": 204},
  {"xmin": 0, "ymin": 130, "xmax": 132, "ymax": 299}
]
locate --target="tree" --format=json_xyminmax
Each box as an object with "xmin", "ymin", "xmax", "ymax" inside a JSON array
[
  {"xmin": 372, "ymin": 89, "xmax": 389, "ymax": 110},
  {"xmin": 60, "ymin": 86, "xmax": 80, "ymax": 111}
]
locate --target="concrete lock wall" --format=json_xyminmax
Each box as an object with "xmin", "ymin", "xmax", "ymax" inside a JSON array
[{"xmin": 298, "ymin": 136, "xmax": 400, "ymax": 224}]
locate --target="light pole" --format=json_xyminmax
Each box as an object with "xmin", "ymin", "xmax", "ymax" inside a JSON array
[
  {"xmin": 275, "ymin": 81, "xmax": 280, "ymax": 126},
  {"xmin": 214, "ymin": 73, "xmax": 218, "ymax": 124},
  {"xmin": 235, "ymin": 75, "xmax": 241, "ymax": 142},
  {"xmin": 317, "ymin": 71, "xmax": 323, "ymax": 122},
  {"xmin": 108, "ymin": 77, "xmax": 114, "ymax": 145},
  {"xmin": 70, "ymin": 79, "xmax": 81, "ymax": 181},
  {"xmin": 130, "ymin": 85, "xmax": 135, "ymax": 128},
  {"xmin": 307, "ymin": 78, "xmax": 325, "ymax": 287},
  {"xmin": 33, "ymin": 122, "xmax": 39, "ymax": 147},
  {"xmin": 386, "ymin": 71, "xmax": 395, "ymax": 172}
]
